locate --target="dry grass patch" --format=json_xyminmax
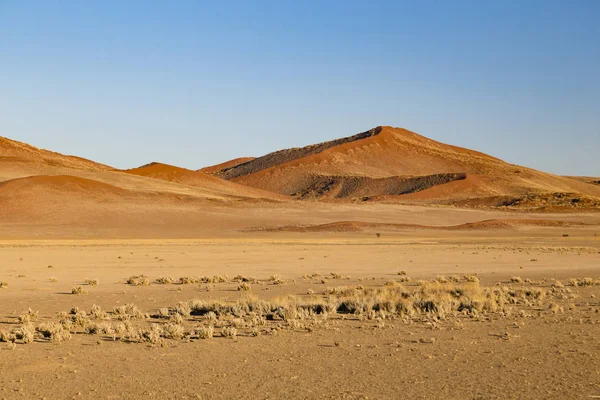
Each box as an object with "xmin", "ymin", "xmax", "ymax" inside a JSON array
[
  {"xmin": 85, "ymin": 278, "xmax": 99, "ymax": 286},
  {"xmin": 155, "ymin": 276, "xmax": 175, "ymax": 284},
  {"xmin": 71, "ymin": 286, "xmax": 88, "ymax": 295},
  {"xmin": 0, "ymin": 281, "xmax": 8, "ymax": 289},
  {"xmin": 127, "ymin": 275, "xmax": 150, "ymax": 286}
]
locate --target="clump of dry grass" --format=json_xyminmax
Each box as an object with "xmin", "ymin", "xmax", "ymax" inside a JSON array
[
  {"xmin": 155, "ymin": 276, "xmax": 175, "ymax": 284},
  {"xmin": 232, "ymin": 275, "xmax": 257, "ymax": 283},
  {"xmin": 464, "ymin": 275, "xmax": 480, "ymax": 283},
  {"xmin": 127, "ymin": 275, "xmax": 150, "ymax": 286},
  {"xmin": 179, "ymin": 276, "xmax": 200, "ymax": 284},
  {"xmin": 237, "ymin": 282, "xmax": 251, "ymax": 291},
  {"xmin": 85, "ymin": 278, "xmax": 99, "ymax": 286},
  {"xmin": 569, "ymin": 277, "xmax": 598, "ymax": 287},
  {"xmin": 71, "ymin": 286, "xmax": 88, "ymax": 295},
  {"xmin": 90, "ymin": 304, "xmax": 109, "ymax": 320},
  {"xmin": 0, "ymin": 281, "xmax": 8, "ymax": 289},
  {"xmin": 196, "ymin": 326, "xmax": 214, "ymax": 339},
  {"xmin": 221, "ymin": 326, "xmax": 237, "ymax": 338},
  {"xmin": 37, "ymin": 322, "xmax": 72, "ymax": 342},
  {"xmin": 397, "ymin": 276, "xmax": 412, "ymax": 283},
  {"xmin": 398, "ymin": 270, "xmax": 407, "ymax": 276},
  {"xmin": 200, "ymin": 275, "xmax": 229, "ymax": 284},
  {"xmin": 269, "ymin": 275, "xmax": 285, "ymax": 285},
  {"xmin": 510, "ymin": 277, "xmax": 523, "ymax": 284},
  {"xmin": 163, "ymin": 323, "xmax": 185, "ymax": 340},
  {"xmin": 113, "ymin": 304, "xmax": 144, "ymax": 320},
  {"xmin": 14, "ymin": 324, "xmax": 35, "ymax": 344}
]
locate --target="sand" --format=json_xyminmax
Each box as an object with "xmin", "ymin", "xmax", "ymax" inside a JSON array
[
  {"xmin": 1, "ymin": 130, "xmax": 599, "ymax": 399},
  {"xmin": 1, "ymin": 233, "xmax": 599, "ymax": 399}
]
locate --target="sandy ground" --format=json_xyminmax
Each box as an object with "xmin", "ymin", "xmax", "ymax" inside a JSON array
[{"xmin": 1, "ymin": 231, "xmax": 599, "ymax": 399}]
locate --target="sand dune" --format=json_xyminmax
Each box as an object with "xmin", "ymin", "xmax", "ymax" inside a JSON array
[
  {"xmin": 200, "ymin": 157, "xmax": 255, "ymax": 173},
  {"xmin": 124, "ymin": 162, "xmax": 286, "ymax": 200},
  {"xmin": 0, "ymin": 136, "xmax": 111, "ymax": 171},
  {"xmin": 248, "ymin": 218, "xmax": 588, "ymax": 232},
  {"xmin": 208, "ymin": 126, "xmax": 600, "ymax": 204}
]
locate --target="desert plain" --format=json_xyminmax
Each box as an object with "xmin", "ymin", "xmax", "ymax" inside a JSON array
[{"xmin": 1, "ymin": 127, "xmax": 599, "ymax": 399}]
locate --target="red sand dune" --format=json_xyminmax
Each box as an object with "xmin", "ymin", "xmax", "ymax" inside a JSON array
[
  {"xmin": 123, "ymin": 162, "xmax": 286, "ymax": 200},
  {"xmin": 208, "ymin": 126, "xmax": 600, "ymax": 205}
]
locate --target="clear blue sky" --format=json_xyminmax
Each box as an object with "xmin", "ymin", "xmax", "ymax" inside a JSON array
[{"xmin": 1, "ymin": 1, "xmax": 598, "ymax": 175}]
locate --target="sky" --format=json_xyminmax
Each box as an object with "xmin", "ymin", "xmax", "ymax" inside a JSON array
[{"xmin": 0, "ymin": 1, "xmax": 598, "ymax": 175}]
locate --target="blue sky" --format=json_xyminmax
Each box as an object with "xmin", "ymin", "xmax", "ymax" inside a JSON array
[{"xmin": 1, "ymin": 1, "xmax": 598, "ymax": 175}]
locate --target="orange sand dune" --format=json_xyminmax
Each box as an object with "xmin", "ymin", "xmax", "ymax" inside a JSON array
[
  {"xmin": 123, "ymin": 162, "xmax": 287, "ymax": 200},
  {"xmin": 200, "ymin": 157, "xmax": 255, "ymax": 173},
  {"xmin": 249, "ymin": 219, "xmax": 588, "ymax": 233},
  {"xmin": 207, "ymin": 126, "xmax": 600, "ymax": 204},
  {"xmin": 0, "ymin": 136, "xmax": 111, "ymax": 171},
  {"xmin": 0, "ymin": 175, "xmax": 126, "ymax": 195}
]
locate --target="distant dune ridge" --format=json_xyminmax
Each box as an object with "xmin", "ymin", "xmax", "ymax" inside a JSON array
[{"xmin": 0, "ymin": 125, "xmax": 599, "ymax": 235}]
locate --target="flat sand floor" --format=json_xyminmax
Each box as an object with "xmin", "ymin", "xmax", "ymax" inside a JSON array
[{"xmin": 0, "ymin": 231, "xmax": 599, "ymax": 399}]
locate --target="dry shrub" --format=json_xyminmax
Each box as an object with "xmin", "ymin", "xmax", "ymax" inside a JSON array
[
  {"xmin": 570, "ymin": 277, "xmax": 597, "ymax": 287},
  {"xmin": 0, "ymin": 281, "xmax": 8, "ymax": 289},
  {"xmin": 464, "ymin": 275, "xmax": 480, "ymax": 283},
  {"xmin": 196, "ymin": 326, "xmax": 214, "ymax": 339},
  {"xmin": 127, "ymin": 275, "xmax": 150, "ymax": 286},
  {"xmin": 510, "ymin": 277, "xmax": 523, "ymax": 284},
  {"xmin": 237, "ymin": 282, "xmax": 251, "ymax": 291},
  {"xmin": 233, "ymin": 275, "xmax": 257, "ymax": 283},
  {"xmin": 14, "ymin": 324, "xmax": 35, "ymax": 344},
  {"xmin": 141, "ymin": 325, "xmax": 163, "ymax": 344},
  {"xmin": 85, "ymin": 278, "xmax": 99, "ymax": 286},
  {"xmin": 155, "ymin": 276, "xmax": 175, "ymax": 284},
  {"xmin": 71, "ymin": 286, "xmax": 88, "ymax": 295},
  {"xmin": 179, "ymin": 276, "xmax": 200, "ymax": 285},
  {"xmin": 113, "ymin": 304, "xmax": 144, "ymax": 320},
  {"xmin": 90, "ymin": 305, "xmax": 109, "ymax": 320},
  {"xmin": 163, "ymin": 323, "xmax": 185, "ymax": 340},
  {"xmin": 37, "ymin": 322, "xmax": 71, "ymax": 342},
  {"xmin": 269, "ymin": 275, "xmax": 285, "ymax": 285},
  {"xmin": 221, "ymin": 326, "xmax": 237, "ymax": 338}
]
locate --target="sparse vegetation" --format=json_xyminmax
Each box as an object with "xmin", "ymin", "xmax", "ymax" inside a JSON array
[
  {"xmin": 85, "ymin": 278, "xmax": 99, "ymax": 286},
  {"xmin": 127, "ymin": 275, "xmax": 150, "ymax": 286},
  {"xmin": 71, "ymin": 286, "xmax": 88, "ymax": 295},
  {"xmin": 155, "ymin": 276, "xmax": 175, "ymax": 284}
]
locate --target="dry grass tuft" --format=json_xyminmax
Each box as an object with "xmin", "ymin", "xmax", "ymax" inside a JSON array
[
  {"xmin": 221, "ymin": 326, "xmax": 237, "ymax": 338},
  {"xmin": 85, "ymin": 278, "xmax": 99, "ymax": 286},
  {"xmin": 196, "ymin": 326, "xmax": 214, "ymax": 339},
  {"xmin": 71, "ymin": 286, "xmax": 88, "ymax": 295},
  {"xmin": 237, "ymin": 282, "xmax": 251, "ymax": 291},
  {"xmin": 0, "ymin": 281, "xmax": 8, "ymax": 289},
  {"xmin": 155, "ymin": 276, "xmax": 175, "ymax": 284},
  {"xmin": 127, "ymin": 275, "xmax": 150, "ymax": 286},
  {"xmin": 37, "ymin": 322, "xmax": 72, "ymax": 342},
  {"xmin": 464, "ymin": 275, "xmax": 480, "ymax": 283}
]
